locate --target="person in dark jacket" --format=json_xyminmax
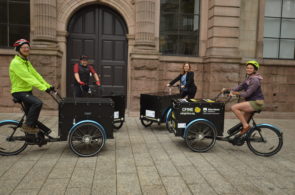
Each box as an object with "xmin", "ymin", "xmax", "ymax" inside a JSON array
[
  {"xmin": 222, "ymin": 60, "xmax": 264, "ymax": 135},
  {"xmin": 73, "ymin": 55, "xmax": 101, "ymax": 97},
  {"xmin": 166, "ymin": 62, "xmax": 197, "ymax": 99}
]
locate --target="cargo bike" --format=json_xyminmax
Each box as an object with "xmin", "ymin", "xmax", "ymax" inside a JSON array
[
  {"xmin": 0, "ymin": 89, "xmax": 114, "ymax": 157},
  {"xmin": 166, "ymin": 92, "xmax": 283, "ymax": 157},
  {"xmin": 78, "ymin": 84, "xmax": 126, "ymax": 130},
  {"xmin": 140, "ymin": 86, "xmax": 180, "ymax": 128}
]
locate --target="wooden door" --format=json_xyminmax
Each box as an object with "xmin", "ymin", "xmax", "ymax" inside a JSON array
[{"xmin": 67, "ymin": 5, "xmax": 128, "ymax": 96}]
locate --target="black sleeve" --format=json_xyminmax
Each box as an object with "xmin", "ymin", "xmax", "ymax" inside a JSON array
[
  {"xmin": 185, "ymin": 72, "xmax": 195, "ymax": 88},
  {"xmin": 169, "ymin": 74, "xmax": 182, "ymax": 86}
]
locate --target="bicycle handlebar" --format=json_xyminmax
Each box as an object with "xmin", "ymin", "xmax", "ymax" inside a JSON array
[
  {"xmin": 48, "ymin": 88, "xmax": 63, "ymax": 104},
  {"xmin": 213, "ymin": 91, "xmax": 239, "ymax": 104}
]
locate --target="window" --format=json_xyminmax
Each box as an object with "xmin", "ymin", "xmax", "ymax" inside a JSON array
[
  {"xmin": 264, "ymin": 0, "xmax": 295, "ymax": 59},
  {"xmin": 160, "ymin": 0, "xmax": 200, "ymax": 56},
  {"xmin": 0, "ymin": 0, "xmax": 30, "ymax": 48}
]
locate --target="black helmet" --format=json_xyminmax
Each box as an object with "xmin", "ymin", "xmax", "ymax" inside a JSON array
[{"xmin": 80, "ymin": 55, "xmax": 88, "ymax": 60}]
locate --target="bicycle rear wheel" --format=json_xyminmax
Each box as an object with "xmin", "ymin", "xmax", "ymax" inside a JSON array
[
  {"xmin": 140, "ymin": 118, "xmax": 153, "ymax": 127},
  {"xmin": 185, "ymin": 120, "xmax": 217, "ymax": 152},
  {"xmin": 0, "ymin": 121, "xmax": 27, "ymax": 156},
  {"xmin": 247, "ymin": 125, "xmax": 283, "ymax": 157},
  {"xmin": 69, "ymin": 122, "xmax": 105, "ymax": 157},
  {"xmin": 113, "ymin": 121, "xmax": 123, "ymax": 130}
]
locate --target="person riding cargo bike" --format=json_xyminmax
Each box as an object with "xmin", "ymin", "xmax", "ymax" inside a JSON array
[
  {"xmin": 9, "ymin": 39, "xmax": 54, "ymax": 134},
  {"xmin": 73, "ymin": 55, "xmax": 101, "ymax": 97},
  {"xmin": 166, "ymin": 62, "xmax": 197, "ymax": 99},
  {"xmin": 222, "ymin": 60, "xmax": 264, "ymax": 136}
]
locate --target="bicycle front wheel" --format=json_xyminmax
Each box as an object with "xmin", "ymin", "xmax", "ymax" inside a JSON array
[
  {"xmin": 165, "ymin": 110, "xmax": 174, "ymax": 133},
  {"xmin": 247, "ymin": 125, "xmax": 283, "ymax": 157},
  {"xmin": 69, "ymin": 122, "xmax": 105, "ymax": 157},
  {"xmin": 0, "ymin": 121, "xmax": 27, "ymax": 156},
  {"xmin": 185, "ymin": 120, "xmax": 217, "ymax": 152}
]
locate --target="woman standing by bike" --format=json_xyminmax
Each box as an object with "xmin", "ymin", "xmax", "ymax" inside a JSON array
[
  {"xmin": 222, "ymin": 60, "xmax": 264, "ymax": 135},
  {"xmin": 166, "ymin": 62, "xmax": 197, "ymax": 99},
  {"xmin": 73, "ymin": 55, "xmax": 101, "ymax": 97}
]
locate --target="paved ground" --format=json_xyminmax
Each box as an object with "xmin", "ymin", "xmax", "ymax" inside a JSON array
[{"xmin": 0, "ymin": 113, "xmax": 295, "ymax": 195}]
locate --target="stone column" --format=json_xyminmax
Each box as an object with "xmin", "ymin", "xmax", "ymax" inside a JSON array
[
  {"xmin": 33, "ymin": 0, "xmax": 57, "ymax": 43},
  {"xmin": 206, "ymin": 0, "xmax": 241, "ymax": 57},
  {"xmin": 29, "ymin": 0, "xmax": 61, "ymax": 110},
  {"xmin": 203, "ymin": 0, "xmax": 242, "ymax": 98},
  {"xmin": 134, "ymin": 0, "xmax": 156, "ymax": 51}
]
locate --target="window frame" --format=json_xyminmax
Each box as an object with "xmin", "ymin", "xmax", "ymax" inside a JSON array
[
  {"xmin": 159, "ymin": 0, "xmax": 200, "ymax": 57},
  {"xmin": 0, "ymin": 0, "xmax": 30, "ymax": 48},
  {"xmin": 263, "ymin": 0, "xmax": 295, "ymax": 60}
]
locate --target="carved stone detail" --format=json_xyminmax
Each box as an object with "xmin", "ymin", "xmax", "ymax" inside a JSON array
[
  {"xmin": 33, "ymin": 0, "xmax": 57, "ymax": 42},
  {"xmin": 134, "ymin": 0, "xmax": 156, "ymax": 50}
]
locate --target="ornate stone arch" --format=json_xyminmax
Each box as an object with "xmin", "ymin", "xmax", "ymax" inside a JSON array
[
  {"xmin": 57, "ymin": 0, "xmax": 134, "ymax": 34},
  {"xmin": 56, "ymin": 0, "xmax": 135, "ymax": 97}
]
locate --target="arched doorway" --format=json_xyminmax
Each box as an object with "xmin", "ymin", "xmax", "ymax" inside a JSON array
[{"xmin": 67, "ymin": 5, "xmax": 128, "ymax": 96}]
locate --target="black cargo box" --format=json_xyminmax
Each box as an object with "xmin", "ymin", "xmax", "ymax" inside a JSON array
[
  {"xmin": 103, "ymin": 95, "xmax": 125, "ymax": 123},
  {"xmin": 58, "ymin": 97, "xmax": 114, "ymax": 141},
  {"xmin": 140, "ymin": 92, "xmax": 180, "ymax": 122},
  {"xmin": 171, "ymin": 99, "xmax": 225, "ymax": 136}
]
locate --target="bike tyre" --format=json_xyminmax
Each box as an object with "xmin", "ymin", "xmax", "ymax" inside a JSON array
[
  {"xmin": 246, "ymin": 125, "xmax": 283, "ymax": 157},
  {"xmin": 185, "ymin": 120, "xmax": 217, "ymax": 152},
  {"xmin": 0, "ymin": 121, "xmax": 27, "ymax": 156},
  {"xmin": 113, "ymin": 121, "xmax": 123, "ymax": 130},
  {"xmin": 140, "ymin": 118, "xmax": 153, "ymax": 127},
  {"xmin": 165, "ymin": 110, "xmax": 174, "ymax": 133},
  {"xmin": 68, "ymin": 122, "xmax": 105, "ymax": 157}
]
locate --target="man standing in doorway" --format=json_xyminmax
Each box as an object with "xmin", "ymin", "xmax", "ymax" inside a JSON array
[{"xmin": 73, "ymin": 55, "xmax": 101, "ymax": 97}]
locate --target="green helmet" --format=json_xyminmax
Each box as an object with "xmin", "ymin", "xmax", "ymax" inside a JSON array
[{"xmin": 246, "ymin": 60, "xmax": 259, "ymax": 70}]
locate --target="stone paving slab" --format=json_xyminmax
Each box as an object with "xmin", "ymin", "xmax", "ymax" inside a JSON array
[{"xmin": 0, "ymin": 113, "xmax": 295, "ymax": 195}]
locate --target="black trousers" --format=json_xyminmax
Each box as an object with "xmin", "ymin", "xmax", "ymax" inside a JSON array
[
  {"xmin": 180, "ymin": 88, "xmax": 197, "ymax": 99},
  {"xmin": 12, "ymin": 91, "xmax": 43, "ymax": 127},
  {"xmin": 74, "ymin": 85, "xmax": 89, "ymax": 97}
]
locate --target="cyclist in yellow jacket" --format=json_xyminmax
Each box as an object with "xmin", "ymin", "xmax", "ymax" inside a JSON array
[{"xmin": 9, "ymin": 39, "xmax": 53, "ymax": 134}]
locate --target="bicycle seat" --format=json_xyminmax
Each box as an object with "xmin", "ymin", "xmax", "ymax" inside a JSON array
[
  {"xmin": 12, "ymin": 98, "xmax": 22, "ymax": 104},
  {"xmin": 253, "ymin": 110, "xmax": 261, "ymax": 114}
]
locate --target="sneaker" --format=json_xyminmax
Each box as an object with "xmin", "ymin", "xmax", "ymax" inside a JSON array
[
  {"xmin": 21, "ymin": 124, "xmax": 39, "ymax": 134},
  {"xmin": 239, "ymin": 125, "xmax": 251, "ymax": 135}
]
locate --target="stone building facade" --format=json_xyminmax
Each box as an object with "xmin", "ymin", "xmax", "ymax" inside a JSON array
[{"xmin": 0, "ymin": 0, "xmax": 295, "ymax": 113}]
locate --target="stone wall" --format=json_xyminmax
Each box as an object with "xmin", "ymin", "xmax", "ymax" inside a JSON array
[
  {"xmin": 0, "ymin": 54, "xmax": 16, "ymax": 112},
  {"xmin": 258, "ymin": 63, "xmax": 295, "ymax": 112}
]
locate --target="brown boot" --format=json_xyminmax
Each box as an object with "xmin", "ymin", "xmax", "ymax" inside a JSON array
[
  {"xmin": 21, "ymin": 124, "xmax": 39, "ymax": 134},
  {"xmin": 240, "ymin": 125, "xmax": 251, "ymax": 135}
]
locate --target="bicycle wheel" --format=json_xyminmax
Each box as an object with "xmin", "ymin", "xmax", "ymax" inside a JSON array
[
  {"xmin": 247, "ymin": 125, "xmax": 283, "ymax": 157},
  {"xmin": 140, "ymin": 118, "xmax": 153, "ymax": 127},
  {"xmin": 113, "ymin": 121, "xmax": 123, "ymax": 130},
  {"xmin": 165, "ymin": 110, "xmax": 174, "ymax": 133},
  {"xmin": 185, "ymin": 120, "xmax": 217, "ymax": 152},
  {"xmin": 69, "ymin": 122, "xmax": 105, "ymax": 157},
  {"xmin": 0, "ymin": 121, "xmax": 27, "ymax": 156}
]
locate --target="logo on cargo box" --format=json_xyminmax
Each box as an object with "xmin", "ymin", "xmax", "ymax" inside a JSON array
[
  {"xmin": 182, "ymin": 107, "xmax": 193, "ymax": 112},
  {"xmin": 194, "ymin": 107, "xmax": 201, "ymax": 113},
  {"xmin": 180, "ymin": 107, "xmax": 195, "ymax": 115},
  {"xmin": 203, "ymin": 107, "xmax": 221, "ymax": 114}
]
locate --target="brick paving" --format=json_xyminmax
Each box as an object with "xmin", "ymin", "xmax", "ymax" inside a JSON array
[{"xmin": 0, "ymin": 113, "xmax": 295, "ymax": 195}]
